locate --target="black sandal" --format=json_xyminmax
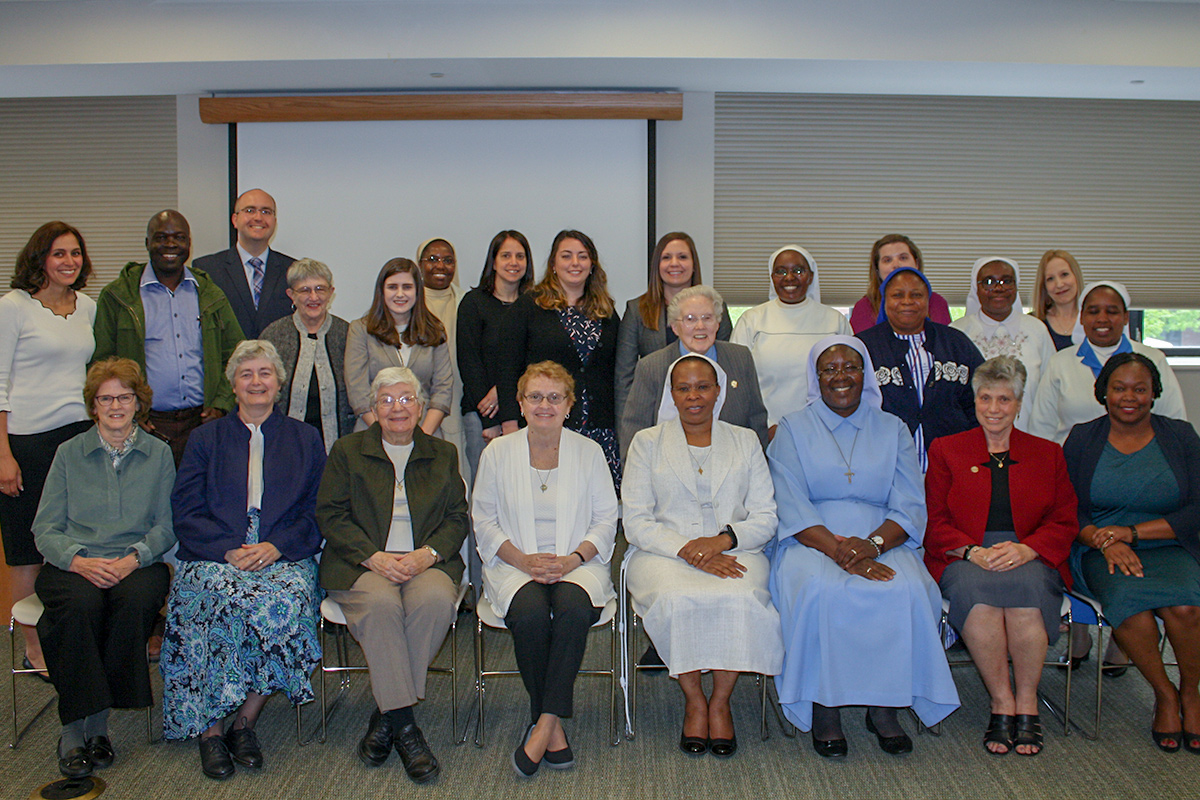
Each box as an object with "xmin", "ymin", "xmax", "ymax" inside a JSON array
[
  {"xmin": 984, "ymin": 713, "xmax": 1014, "ymax": 756},
  {"xmin": 1013, "ymin": 714, "xmax": 1043, "ymax": 756}
]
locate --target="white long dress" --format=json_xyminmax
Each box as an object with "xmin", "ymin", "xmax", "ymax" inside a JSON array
[{"xmin": 623, "ymin": 418, "xmax": 782, "ymax": 677}]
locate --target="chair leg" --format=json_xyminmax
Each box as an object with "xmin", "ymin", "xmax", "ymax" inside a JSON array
[
  {"xmin": 474, "ymin": 614, "xmax": 486, "ymax": 748},
  {"xmin": 609, "ymin": 615, "xmax": 619, "ymax": 746},
  {"xmin": 10, "ymin": 614, "xmax": 17, "ymax": 748},
  {"xmin": 449, "ymin": 615, "xmax": 460, "ymax": 744},
  {"xmin": 759, "ymin": 674, "xmax": 769, "ymax": 741},
  {"xmin": 629, "ymin": 613, "xmax": 639, "ymax": 740},
  {"xmin": 1094, "ymin": 624, "xmax": 1106, "ymax": 738}
]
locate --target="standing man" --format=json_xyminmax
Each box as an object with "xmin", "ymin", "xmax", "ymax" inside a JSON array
[
  {"xmin": 93, "ymin": 210, "xmax": 243, "ymax": 465},
  {"xmin": 193, "ymin": 188, "xmax": 295, "ymax": 338}
]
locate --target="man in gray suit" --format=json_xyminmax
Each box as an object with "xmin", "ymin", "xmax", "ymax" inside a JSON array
[
  {"xmin": 193, "ymin": 188, "xmax": 295, "ymax": 338},
  {"xmin": 618, "ymin": 285, "xmax": 769, "ymax": 462}
]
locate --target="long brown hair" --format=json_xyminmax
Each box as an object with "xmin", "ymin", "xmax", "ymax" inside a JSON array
[
  {"xmin": 363, "ymin": 258, "xmax": 446, "ymax": 348},
  {"xmin": 866, "ymin": 234, "xmax": 924, "ymax": 317},
  {"xmin": 533, "ymin": 230, "xmax": 616, "ymax": 321},
  {"xmin": 638, "ymin": 231, "xmax": 701, "ymax": 331},
  {"xmin": 1031, "ymin": 249, "xmax": 1084, "ymax": 321}
]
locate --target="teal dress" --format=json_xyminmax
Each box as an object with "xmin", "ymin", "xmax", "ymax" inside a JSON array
[{"xmin": 1071, "ymin": 439, "xmax": 1200, "ymax": 627}]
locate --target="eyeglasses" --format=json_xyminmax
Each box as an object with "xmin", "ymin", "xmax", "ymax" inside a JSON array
[
  {"xmin": 772, "ymin": 266, "xmax": 811, "ymax": 278},
  {"xmin": 977, "ymin": 275, "xmax": 1016, "ymax": 289},
  {"xmin": 672, "ymin": 382, "xmax": 717, "ymax": 394},
  {"xmin": 817, "ymin": 365, "xmax": 864, "ymax": 378},
  {"xmin": 422, "ymin": 254, "xmax": 456, "ymax": 266},
  {"xmin": 236, "ymin": 206, "xmax": 275, "ymax": 217},
  {"xmin": 95, "ymin": 393, "xmax": 136, "ymax": 407},
  {"xmin": 679, "ymin": 313, "xmax": 716, "ymax": 327},
  {"xmin": 523, "ymin": 392, "xmax": 567, "ymax": 406},
  {"xmin": 377, "ymin": 394, "xmax": 419, "ymax": 408},
  {"xmin": 292, "ymin": 284, "xmax": 331, "ymax": 296}
]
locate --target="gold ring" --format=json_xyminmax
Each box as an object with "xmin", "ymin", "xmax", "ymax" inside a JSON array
[
  {"xmin": 867, "ymin": 566, "xmax": 872, "ymax": 573},
  {"xmin": 1008, "ymin": 560, "xmax": 1014, "ymax": 566},
  {"xmin": 850, "ymin": 549, "xmax": 857, "ymax": 556}
]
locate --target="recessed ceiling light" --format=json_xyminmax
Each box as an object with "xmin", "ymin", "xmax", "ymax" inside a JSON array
[
  {"xmin": 1131, "ymin": 79, "xmax": 1145, "ymax": 84},
  {"xmin": 430, "ymin": 73, "xmax": 445, "ymax": 78}
]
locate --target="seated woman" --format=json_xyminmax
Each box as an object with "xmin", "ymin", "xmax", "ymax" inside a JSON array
[
  {"xmin": 624, "ymin": 354, "xmax": 780, "ymax": 758},
  {"xmin": 615, "ymin": 232, "xmax": 732, "ymax": 420},
  {"xmin": 730, "ymin": 245, "xmax": 851, "ymax": 427},
  {"xmin": 768, "ymin": 336, "xmax": 958, "ymax": 757},
  {"xmin": 345, "ymin": 258, "xmax": 453, "ymax": 435},
  {"xmin": 857, "ymin": 266, "xmax": 984, "ymax": 471},
  {"xmin": 925, "ymin": 356, "xmax": 1078, "ymax": 756},
  {"xmin": 161, "ymin": 340, "xmax": 326, "ymax": 780},
  {"xmin": 1064, "ymin": 352, "xmax": 1200, "ymax": 753},
  {"xmin": 318, "ymin": 366, "xmax": 467, "ymax": 782},
  {"xmin": 473, "ymin": 361, "xmax": 617, "ymax": 777},
  {"xmin": 32, "ymin": 358, "xmax": 174, "ymax": 778},
  {"xmin": 260, "ymin": 258, "xmax": 355, "ymax": 453},
  {"xmin": 619, "ymin": 285, "xmax": 768, "ymax": 462},
  {"xmin": 849, "ymin": 234, "xmax": 952, "ymax": 333},
  {"xmin": 950, "ymin": 257, "xmax": 1055, "ymax": 429}
]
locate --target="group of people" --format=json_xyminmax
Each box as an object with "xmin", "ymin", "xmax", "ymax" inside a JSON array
[{"xmin": 3, "ymin": 193, "xmax": 1199, "ymax": 785}]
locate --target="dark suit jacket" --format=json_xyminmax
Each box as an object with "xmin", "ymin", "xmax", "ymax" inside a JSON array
[
  {"xmin": 193, "ymin": 246, "xmax": 295, "ymax": 339},
  {"xmin": 1063, "ymin": 414, "xmax": 1200, "ymax": 565},
  {"xmin": 618, "ymin": 340, "xmax": 768, "ymax": 462},
  {"xmin": 924, "ymin": 427, "xmax": 1077, "ymax": 585}
]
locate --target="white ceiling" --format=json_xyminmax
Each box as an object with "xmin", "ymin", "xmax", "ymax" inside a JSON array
[{"xmin": 2, "ymin": 0, "xmax": 1199, "ymax": 99}]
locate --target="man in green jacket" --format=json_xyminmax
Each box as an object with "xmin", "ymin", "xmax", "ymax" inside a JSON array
[{"xmin": 93, "ymin": 210, "xmax": 244, "ymax": 465}]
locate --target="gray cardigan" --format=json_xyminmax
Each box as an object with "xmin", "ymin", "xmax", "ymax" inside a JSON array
[{"xmin": 261, "ymin": 312, "xmax": 356, "ymax": 439}]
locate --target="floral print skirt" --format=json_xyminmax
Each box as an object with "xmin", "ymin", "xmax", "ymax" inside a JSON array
[{"xmin": 160, "ymin": 515, "xmax": 321, "ymax": 739}]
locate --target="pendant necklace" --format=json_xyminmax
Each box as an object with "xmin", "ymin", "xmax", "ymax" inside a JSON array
[
  {"xmin": 535, "ymin": 468, "xmax": 553, "ymax": 492},
  {"xmin": 989, "ymin": 452, "xmax": 1009, "ymax": 470},
  {"xmin": 829, "ymin": 428, "xmax": 860, "ymax": 483},
  {"xmin": 688, "ymin": 446, "xmax": 712, "ymax": 475}
]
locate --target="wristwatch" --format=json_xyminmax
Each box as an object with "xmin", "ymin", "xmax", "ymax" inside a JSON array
[
  {"xmin": 422, "ymin": 545, "xmax": 441, "ymax": 563},
  {"xmin": 868, "ymin": 535, "xmax": 885, "ymax": 556}
]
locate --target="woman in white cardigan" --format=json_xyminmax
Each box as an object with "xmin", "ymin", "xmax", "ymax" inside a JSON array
[
  {"xmin": 472, "ymin": 361, "xmax": 617, "ymax": 778},
  {"xmin": 624, "ymin": 354, "xmax": 781, "ymax": 759}
]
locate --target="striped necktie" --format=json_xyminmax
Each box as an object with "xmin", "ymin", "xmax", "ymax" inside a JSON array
[{"xmin": 248, "ymin": 257, "xmax": 265, "ymax": 308}]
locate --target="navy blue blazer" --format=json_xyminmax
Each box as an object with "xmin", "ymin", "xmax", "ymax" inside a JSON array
[
  {"xmin": 857, "ymin": 320, "xmax": 984, "ymax": 453},
  {"xmin": 172, "ymin": 409, "xmax": 326, "ymax": 562},
  {"xmin": 1063, "ymin": 413, "xmax": 1200, "ymax": 565},
  {"xmin": 193, "ymin": 246, "xmax": 295, "ymax": 339}
]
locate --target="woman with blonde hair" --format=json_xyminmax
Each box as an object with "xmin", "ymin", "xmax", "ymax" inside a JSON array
[
  {"xmin": 1031, "ymin": 249, "xmax": 1085, "ymax": 351},
  {"xmin": 497, "ymin": 230, "xmax": 622, "ymax": 486}
]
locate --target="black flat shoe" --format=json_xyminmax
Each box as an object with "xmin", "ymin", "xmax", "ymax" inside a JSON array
[
  {"xmin": 22, "ymin": 656, "xmax": 51, "ymax": 683},
  {"xmin": 394, "ymin": 722, "xmax": 439, "ymax": 783},
  {"xmin": 198, "ymin": 736, "xmax": 235, "ymax": 780},
  {"xmin": 58, "ymin": 739, "xmax": 93, "ymax": 779},
  {"xmin": 679, "ymin": 731, "xmax": 709, "ymax": 755},
  {"xmin": 358, "ymin": 709, "xmax": 394, "ymax": 767},
  {"xmin": 225, "ymin": 726, "xmax": 263, "ymax": 769},
  {"xmin": 1056, "ymin": 652, "xmax": 1090, "ymax": 671},
  {"xmin": 512, "ymin": 724, "xmax": 539, "ymax": 778},
  {"xmin": 811, "ymin": 731, "xmax": 847, "ymax": 758},
  {"xmin": 542, "ymin": 731, "xmax": 574, "ymax": 770},
  {"xmin": 709, "ymin": 735, "xmax": 738, "ymax": 758},
  {"xmin": 865, "ymin": 711, "xmax": 912, "ymax": 755},
  {"xmin": 984, "ymin": 713, "xmax": 1015, "ymax": 756},
  {"xmin": 1103, "ymin": 660, "xmax": 1130, "ymax": 678},
  {"xmin": 85, "ymin": 735, "xmax": 114, "ymax": 769}
]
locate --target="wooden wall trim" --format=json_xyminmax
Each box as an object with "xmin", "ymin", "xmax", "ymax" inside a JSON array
[{"xmin": 199, "ymin": 93, "xmax": 683, "ymax": 124}]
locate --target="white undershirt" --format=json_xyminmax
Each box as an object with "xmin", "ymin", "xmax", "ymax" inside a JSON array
[
  {"xmin": 382, "ymin": 439, "xmax": 415, "ymax": 552},
  {"xmin": 531, "ymin": 466, "xmax": 558, "ymax": 553}
]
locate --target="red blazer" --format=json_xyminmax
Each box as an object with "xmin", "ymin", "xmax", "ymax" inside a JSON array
[{"xmin": 924, "ymin": 427, "xmax": 1077, "ymax": 586}]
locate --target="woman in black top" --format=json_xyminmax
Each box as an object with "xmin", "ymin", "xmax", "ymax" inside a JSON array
[
  {"xmin": 497, "ymin": 230, "xmax": 621, "ymax": 488},
  {"xmin": 456, "ymin": 231, "xmax": 535, "ymax": 484}
]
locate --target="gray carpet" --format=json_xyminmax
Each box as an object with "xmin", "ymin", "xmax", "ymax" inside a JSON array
[{"xmin": 4, "ymin": 617, "xmax": 1199, "ymax": 800}]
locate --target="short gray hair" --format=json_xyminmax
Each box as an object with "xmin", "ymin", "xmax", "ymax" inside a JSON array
[
  {"xmin": 225, "ymin": 339, "xmax": 288, "ymax": 403},
  {"xmin": 972, "ymin": 355, "xmax": 1026, "ymax": 400},
  {"xmin": 667, "ymin": 284, "xmax": 725, "ymax": 326},
  {"xmin": 371, "ymin": 366, "xmax": 425, "ymax": 406},
  {"xmin": 287, "ymin": 258, "xmax": 334, "ymax": 289}
]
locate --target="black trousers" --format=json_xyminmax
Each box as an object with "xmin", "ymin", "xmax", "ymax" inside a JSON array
[
  {"xmin": 36, "ymin": 562, "xmax": 171, "ymax": 724},
  {"xmin": 505, "ymin": 581, "xmax": 601, "ymax": 721}
]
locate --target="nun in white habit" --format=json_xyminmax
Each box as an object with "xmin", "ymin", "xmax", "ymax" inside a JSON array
[
  {"xmin": 730, "ymin": 245, "xmax": 851, "ymax": 427},
  {"xmin": 950, "ymin": 256, "xmax": 1055, "ymax": 429},
  {"xmin": 623, "ymin": 353, "xmax": 781, "ymax": 756}
]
